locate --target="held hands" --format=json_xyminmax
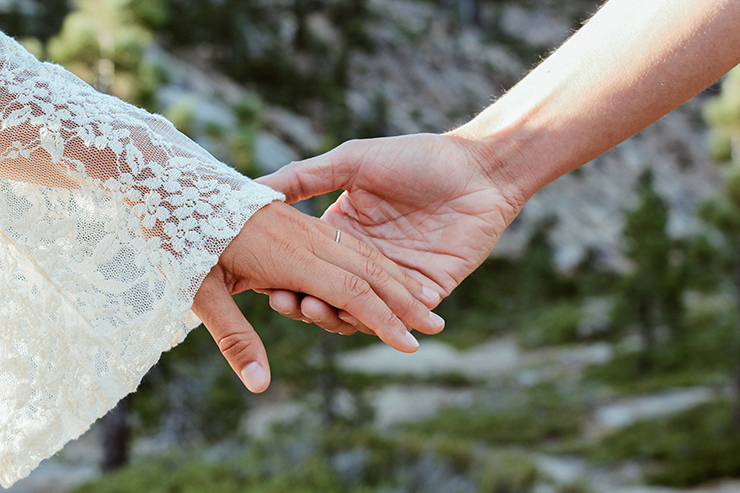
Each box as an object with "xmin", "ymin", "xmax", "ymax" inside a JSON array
[
  {"xmin": 191, "ymin": 201, "xmax": 444, "ymax": 393},
  {"xmin": 257, "ymin": 133, "xmax": 525, "ymax": 331}
]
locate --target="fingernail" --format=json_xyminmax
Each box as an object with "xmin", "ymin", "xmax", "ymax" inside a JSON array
[
  {"xmin": 422, "ymin": 286, "xmax": 440, "ymax": 303},
  {"xmin": 268, "ymin": 299, "xmax": 286, "ymax": 314},
  {"xmin": 405, "ymin": 331, "xmax": 419, "ymax": 349},
  {"xmin": 430, "ymin": 312, "xmax": 445, "ymax": 330},
  {"xmin": 241, "ymin": 362, "xmax": 267, "ymax": 393}
]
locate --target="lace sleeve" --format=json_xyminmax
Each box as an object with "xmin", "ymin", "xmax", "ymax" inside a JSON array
[{"xmin": 0, "ymin": 32, "xmax": 283, "ymax": 487}]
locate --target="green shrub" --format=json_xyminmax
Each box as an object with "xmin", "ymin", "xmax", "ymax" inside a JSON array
[
  {"xmin": 584, "ymin": 294, "xmax": 737, "ymax": 393},
  {"xmin": 72, "ymin": 454, "xmax": 248, "ymax": 493},
  {"xmin": 321, "ymin": 426, "xmax": 477, "ymax": 486},
  {"xmin": 584, "ymin": 350, "xmax": 728, "ymax": 393},
  {"xmin": 520, "ymin": 301, "xmax": 582, "ymax": 348},
  {"xmin": 589, "ymin": 400, "xmax": 740, "ymax": 487},
  {"xmin": 557, "ymin": 482, "xmax": 593, "ymax": 493},
  {"xmin": 164, "ymin": 96, "xmax": 196, "ymax": 135},
  {"xmin": 477, "ymin": 449, "xmax": 538, "ymax": 493},
  {"xmin": 408, "ymin": 385, "xmax": 584, "ymax": 446},
  {"xmin": 71, "ymin": 452, "xmax": 351, "ymax": 493}
]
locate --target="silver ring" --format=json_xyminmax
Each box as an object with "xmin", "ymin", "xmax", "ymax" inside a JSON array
[{"xmin": 334, "ymin": 229, "xmax": 342, "ymax": 243}]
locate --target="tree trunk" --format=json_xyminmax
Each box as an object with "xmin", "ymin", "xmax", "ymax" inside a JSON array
[
  {"xmin": 100, "ymin": 394, "xmax": 132, "ymax": 472},
  {"xmin": 292, "ymin": 0, "xmax": 310, "ymax": 50},
  {"xmin": 731, "ymin": 365, "xmax": 740, "ymax": 431},
  {"xmin": 637, "ymin": 300, "xmax": 654, "ymax": 375}
]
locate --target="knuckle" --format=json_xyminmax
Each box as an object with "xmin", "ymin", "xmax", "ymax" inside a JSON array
[
  {"xmin": 337, "ymin": 140, "xmax": 357, "ymax": 155},
  {"xmin": 378, "ymin": 308, "xmax": 400, "ymax": 329},
  {"xmin": 397, "ymin": 266, "xmax": 416, "ymax": 285},
  {"xmin": 357, "ymin": 240, "xmax": 380, "ymax": 260},
  {"xmin": 364, "ymin": 258, "xmax": 388, "ymax": 282},
  {"xmin": 336, "ymin": 140, "xmax": 365, "ymax": 165},
  {"xmin": 294, "ymin": 166, "xmax": 319, "ymax": 198},
  {"xmin": 217, "ymin": 333, "xmax": 258, "ymax": 362},
  {"xmin": 344, "ymin": 275, "xmax": 373, "ymax": 299}
]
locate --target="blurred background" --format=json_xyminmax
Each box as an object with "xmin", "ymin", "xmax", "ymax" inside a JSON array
[{"xmin": 2, "ymin": 0, "xmax": 740, "ymax": 492}]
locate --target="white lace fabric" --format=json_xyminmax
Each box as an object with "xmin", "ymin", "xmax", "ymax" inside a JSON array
[{"xmin": 0, "ymin": 32, "xmax": 283, "ymax": 487}]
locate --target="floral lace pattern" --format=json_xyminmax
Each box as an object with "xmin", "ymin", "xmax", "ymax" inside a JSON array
[{"xmin": 0, "ymin": 32, "xmax": 283, "ymax": 487}]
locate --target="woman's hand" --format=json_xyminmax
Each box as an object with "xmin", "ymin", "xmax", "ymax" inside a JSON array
[
  {"xmin": 257, "ymin": 133, "xmax": 525, "ymax": 330},
  {"xmin": 191, "ymin": 201, "xmax": 445, "ymax": 393}
]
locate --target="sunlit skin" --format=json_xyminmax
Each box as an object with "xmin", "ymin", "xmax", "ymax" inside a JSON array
[{"xmin": 258, "ymin": 0, "xmax": 740, "ymax": 334}]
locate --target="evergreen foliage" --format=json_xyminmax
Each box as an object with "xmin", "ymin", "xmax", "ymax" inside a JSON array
[
  {"xmin": 45, "ymin": 0, "xmax": 161, "ymax": 107},
  {"xmin": 407, "ymin": 384, "xmax": 584, "ymax": 446},
  {"xmin": 610, "ymin": 170, "xmax": 686, "ymax": 374},
  {"xmin": 702, "ymin": 67, "xmax": 740, "ymax": 244},
  {"xmin": 590, "ymin": 400, "xmax": 740, "ymax": 488},
  {"xmin": 705, "ymin": 66, "xmax": 740, "ymax": 165},
  {"xmin": 0, "ymin": 0, "xmax": 70, "ymax": 43}
]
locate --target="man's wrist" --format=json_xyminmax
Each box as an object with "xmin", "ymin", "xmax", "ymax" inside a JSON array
[{"xmin": 445, "ymin": 112, "xmax": 551, "ymax": 210}]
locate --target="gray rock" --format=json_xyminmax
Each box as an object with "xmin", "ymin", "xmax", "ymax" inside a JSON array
[
  {"xmin": 338, "ymin": 339, "xmax": 520, "ymax": 379},
  {"xmin": 307, "ymin": 13, "xmax": 341, "ymax": 47},
  {"xmin": 252, "ymin": 131, "xmax": 301, "ymax": 174},
  {"xmin": 401, "ymin": 453, "xmax": 476, "ymax": 493},
  {"xmin": 536, "ymin": 455, "xmax": 588, "ymax": 485},
  {"xmin": 578, "ymin": 297, "xmax": 614, "ymax": 339},
  {"xmin": 264, "ymin": 107, "xmax": 323, "ymax": 155},
  {"xmin": 2, "ymin": 461, "xmax": 98, "ymax": 493},
  {"xmin": 593, "ymin": 387, "xmax": 716, "ymax": 429},
  {"xmin": 244, "ymin": 401, "xmax": 307, "ymax": 438},
  {"xmin": 500, "ymin": 5, "xmax": 571, "ymax": 47},
  {"xmin": 330, "ymin": 448, "xmax": 370, "ymax": 486},
  {"xmin": 370, "ymin": 385, "xmax": 474, "ymax": 429},
  {"xmin": 157, "ymin": 87, "xmax": 237, "ymax": 136},
  {"xmin": 495, "ymin": 100, "xmax": 721, "ymax": 271}
]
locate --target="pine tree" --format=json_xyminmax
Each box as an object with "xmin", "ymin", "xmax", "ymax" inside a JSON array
[
  {"xmin": 517, "ymin": 216, "xmax": 565, "ymax": 308},
  {"xmin": 612, "ymin": 170, "xmax": 685, "ymax": 374},
  {"xmin": 703, "ymin": 65, "xmax": 740, "ymax": 427}
]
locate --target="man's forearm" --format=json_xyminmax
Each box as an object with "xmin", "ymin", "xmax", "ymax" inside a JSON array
[{"xmin": 449, "ymin": 0, "xmax": 740, "ymax": 203}]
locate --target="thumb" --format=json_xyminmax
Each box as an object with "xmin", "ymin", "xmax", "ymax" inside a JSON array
[
  {"xmin": 192, "ymin": 274, "xmax": 271, "ymax": 393},
  {"xmin": 256, "ymin": 142, "xmax": 360, "ymax": 203}
]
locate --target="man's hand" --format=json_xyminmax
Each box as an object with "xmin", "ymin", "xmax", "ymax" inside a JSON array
[
  {"xmin": 257, "ymin": 133, "xmax": 524, "ymax": 329},
  {"xmin": 191, "ymin": 201, "xmax": 444, "ymax": 393}
]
